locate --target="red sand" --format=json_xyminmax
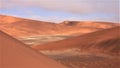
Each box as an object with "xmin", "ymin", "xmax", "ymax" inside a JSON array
[
  {"xmin": 33, "ymin": 27, "xmax": 120, "ymax": 55},
  {"xmin": 0, "ymin": 31, "xmax": 67, "ymax": 68}
]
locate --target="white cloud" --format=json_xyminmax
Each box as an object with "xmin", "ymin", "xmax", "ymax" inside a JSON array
[
  {"xmin": 0, "ymin": 0, "xmax": 119, "ymax": 22},
  {"xmin": 1, "ymin": 0, "xmax": 119, "ymax": 14}
]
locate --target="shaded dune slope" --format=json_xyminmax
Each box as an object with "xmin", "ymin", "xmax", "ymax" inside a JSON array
[{"xmin": 0, "ymin": 31, "xmax": 67, "ymax": 68}]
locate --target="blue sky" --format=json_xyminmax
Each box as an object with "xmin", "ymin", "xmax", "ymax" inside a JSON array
[{"xmin": 0, "ymin": 0, "xmax": 119, "ymax": 23}]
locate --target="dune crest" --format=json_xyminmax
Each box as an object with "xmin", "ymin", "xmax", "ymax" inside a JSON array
[
  {"xmin": 0, "ymin": 15, "xmax": 119, "ymax": 37},
  {"xmin": 0, "ymin": 31, "xmax": 67, "ymax": 68}
]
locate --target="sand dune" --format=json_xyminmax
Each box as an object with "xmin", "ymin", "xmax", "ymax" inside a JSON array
[
  {"xmin": 32, "ymin": 26, "xmax": 120, "ymax": 55},
  {"xmin": 0, "ymin": 15, "xmax": 57, "ymax": 37},
  {"xmin": 0, "ymin": 15, "xmax": 119, "ymax": 37},
  {"xmin": 1, "ymin": 14, "xmax": 119, "ymax": 68},
  {"xmin": 0, "ymin": 31, "xmax": 67, "ymax": 68},
  {"xmin": 32, "ymin": 26, "xmax": 120, "ymax": 68}
]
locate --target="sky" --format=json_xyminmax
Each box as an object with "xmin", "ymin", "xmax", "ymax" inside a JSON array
[{"xmin": 0, "ymin": 0, "xmax": 119, "ymax": 23}]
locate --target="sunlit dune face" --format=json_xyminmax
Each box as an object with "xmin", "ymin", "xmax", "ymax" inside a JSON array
[
  {"xmin": 61, "ymin": 21, "xmax": 118, "ymax": 29},
  {"xmin": 0, "ymin": 15, "xmax": 119, "ymax": 37},
  {"xmin": 76, "ymin": 21, "xmax": 117, "ymax": 29},
  {"xmin": 0, "ymin": 15, "xmax": 20, "ymax": 23}
]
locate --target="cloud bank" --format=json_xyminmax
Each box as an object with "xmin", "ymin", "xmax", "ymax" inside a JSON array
[
  {"xmin": 0, "ymin": 0, "xmax": 119, "ymax": 22},
  {"xmin": 1, "ymin": 0, "xmax": 119, "ymax": 14}
]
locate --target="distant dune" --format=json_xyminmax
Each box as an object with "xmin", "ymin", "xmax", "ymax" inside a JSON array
[
  {"xmin": 0, "ymin": 15, "xmax": 119, "ymax": 37},
  {"xmin": 32, "ymin": 26, "xmax": 120, "ymax": 68},
  {"xmin": 0, "ymin": 31, "xmax": 67, "ymax": 68},
  {"xmin": 32, "ymin": 26, "xmax": 120, "ymax": 56},
  {"xmin": 0, "ymin": 15, "xmax": 57, "ymax": 37},
  {"xmin": 1, "ymin": 14, "xmax": 119, "ymax": 68}
]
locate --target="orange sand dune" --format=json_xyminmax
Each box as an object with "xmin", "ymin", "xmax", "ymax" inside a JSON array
[
  {"xmin": 0, "ymin": 15, "xmax": 119, "ymax": 37},
  {"xmin": 32, "ymin": 26, "xmax": 120, "ymax": 55},
  {"xmin": 0, "ymin": 31, "xmax": 67, "ymax": 68},
  {"xmin": 0, "ymin": 15, "xmax": 57, "ymax": 37}
]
